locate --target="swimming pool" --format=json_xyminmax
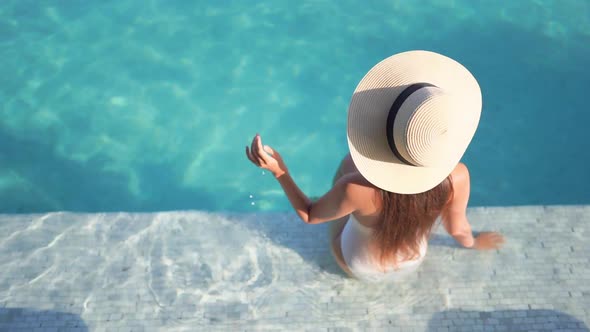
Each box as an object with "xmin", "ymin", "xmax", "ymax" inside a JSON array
[{"xmin": 1, "ymin": 0, "xmax": 589, "ymax": 213}]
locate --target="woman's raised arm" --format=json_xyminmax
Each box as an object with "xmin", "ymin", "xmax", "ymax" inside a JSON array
[{"xmin": 246, "ymin": 134, "xmax": 357, "ymax": 224}]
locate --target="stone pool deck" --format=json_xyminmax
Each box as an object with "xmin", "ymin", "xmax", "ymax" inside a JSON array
[{"xmin": 0, "ymin": 205, "xmax": 589, "ymax": 331}]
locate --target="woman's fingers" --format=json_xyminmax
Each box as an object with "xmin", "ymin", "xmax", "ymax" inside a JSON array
[
  {"xmin": 250, "ymin": 136, "xmax": 263, "ymax": 165},
  {"xmin": 489, "ymin": 232, "xmax": 505, "ymax": 243},
  {"xmin": 250, "ymin": 136, "xmax": 258, "ymax": 160},
  {"xmin": 249, "ymin": 135, "xmax": 267, "ymax": 166},
  {"xmin": 474, "ymin": 232, "xmax": 505, "ymax": 250},
  {"xmin": 264, "ymin": 145, "xmax": 274, "ymax": 156},
  {"xmin": 489, "ymin": 233, "xmax": 505, "ymax": 248},
  {"xmin": 256, "ymin": 135, "xmax": 271, "ymax": 164},
  {"xmin": 245, "ymin": 146, "xmax": 259, "ymax": 166}
]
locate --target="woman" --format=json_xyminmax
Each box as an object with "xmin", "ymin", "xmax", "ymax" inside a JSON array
[{"xmin": 245, "ymin": 51, "xmax": 504, "ymax": 282}]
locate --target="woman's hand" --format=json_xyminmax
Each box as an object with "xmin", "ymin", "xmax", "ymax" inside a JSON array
[
  {"xmin": 472, "ymin": 232, "xmax": 505, "ymax": 250},
  {"xmin": 245, "ymin": 134, "xmax": 288, "ymax": 178}
]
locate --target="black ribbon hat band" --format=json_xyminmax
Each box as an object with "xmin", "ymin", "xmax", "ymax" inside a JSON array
[{"xmin": 385, "ymin": 83, "xmax": 437, "ymax": 166}]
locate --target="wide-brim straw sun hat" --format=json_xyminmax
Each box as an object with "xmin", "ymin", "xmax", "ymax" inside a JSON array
[{"xmin": 347, "ymin": 50, "xmax": 482, "ymax": 194}]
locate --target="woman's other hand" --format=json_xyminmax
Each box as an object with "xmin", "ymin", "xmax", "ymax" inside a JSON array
[
  {"xmin": 245, "ymin": 134, "xmax": 288, "ymax": 178},
  {"xmin": 473, "ymin": 232, "xmax": 505, "ymax": 250}
]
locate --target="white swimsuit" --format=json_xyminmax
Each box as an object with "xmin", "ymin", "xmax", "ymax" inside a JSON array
[{"xmin": 340, "ymin": 214, "xmax": 427, "ymax": 282}]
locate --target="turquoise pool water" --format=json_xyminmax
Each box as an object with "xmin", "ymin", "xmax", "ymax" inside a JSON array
[{"xmin": 1, "ymin": 0, "xmax": 589, "ymax": 213}]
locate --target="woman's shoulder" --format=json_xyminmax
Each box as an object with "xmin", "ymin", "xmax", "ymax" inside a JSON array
[
  {"xmin": 450, "ymin": 162, "xmax": 470, "ymax": 186},
  {"xmin": 338, "ymin": 172, "xmax": 383, "ymax": 222},
  {"xmin": 336, "ymin": 172, "xmax": 380, "ymax": 209},
  {"xmin": 338, "ymin": 172, "xmax": 378, "ymax": 192}
]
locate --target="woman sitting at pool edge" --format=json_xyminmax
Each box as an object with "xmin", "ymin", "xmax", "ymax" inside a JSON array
[{"xmin": 245, "ymin": 51, "xmax": 504, "ymax": 282}]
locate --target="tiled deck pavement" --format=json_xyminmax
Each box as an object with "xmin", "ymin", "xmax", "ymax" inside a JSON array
[{"xmin": 0, "ymin": 206, "xmax": 588, "ymax": 331}]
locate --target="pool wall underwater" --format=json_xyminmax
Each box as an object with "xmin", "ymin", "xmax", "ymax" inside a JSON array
[{"xmin": 0, "ymin": 206, "xmax": 589, "ymax": 330}]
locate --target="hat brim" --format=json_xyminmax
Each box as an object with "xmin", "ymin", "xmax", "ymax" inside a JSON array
[{"xmin": 347, "ymin": 50, "xmax": 481, "ymax": 194}]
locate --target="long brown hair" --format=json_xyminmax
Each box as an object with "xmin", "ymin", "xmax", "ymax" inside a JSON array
[{"xmin": 374, "ymin": 176, "xmax": 453, "ymax": 266}]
